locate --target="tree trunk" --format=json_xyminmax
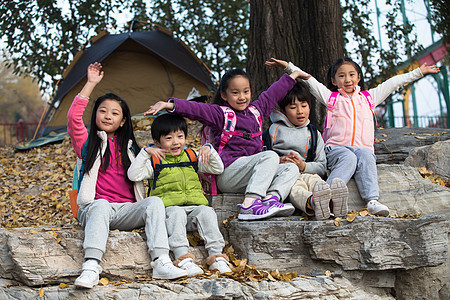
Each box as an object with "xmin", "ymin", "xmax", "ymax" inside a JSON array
[{"xmin": 247, "ymin": 0, "xmax": 344, "ymax": 130}]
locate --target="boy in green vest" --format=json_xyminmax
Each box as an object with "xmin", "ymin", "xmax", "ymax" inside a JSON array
[{"xmin": 128, "ymin": 113, "xmax": 232, "ymax": 276}]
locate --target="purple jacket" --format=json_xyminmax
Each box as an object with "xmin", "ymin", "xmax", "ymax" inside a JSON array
[{"xmin": 172, "ymin": 73, "xmax": 296, "ymax": 168}]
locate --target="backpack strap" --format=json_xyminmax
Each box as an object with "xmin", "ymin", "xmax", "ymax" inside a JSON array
[
  {"xmin": 150, "ymin": 149, "xmax": 198, "ymax": 190},
  {"xmin": 305, "ymin": 123, "xmax": 318, "ymax": 162},
  {"xmin": 324, "ymin": 92, "xmax": 339, "ymax": 129},
  {"xmin": 77, "ymin": 141, "xmax": 89, "ymax": 190},
  {"xmin": 217, "ymin": 105, "xmax": 263, "ymax": 154},
  {"xmin": 360, "ymin": 90, "xmax": 377, "ymax": 126}
]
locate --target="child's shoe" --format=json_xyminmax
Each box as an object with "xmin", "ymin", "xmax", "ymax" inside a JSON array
[
  {"xmin": 207, "ymin": 254, "xmax": 232, "ymax": 274},
  {"xmin": 74, "ymin": 259, "xmax": 102, "ymax": 288},
  {"xmin": 238, "ymin": 199, "xmax": 280, "ymax": 220},
  {"xmin": 330, "ymin": 178, "xmax": 349, "ymax": 217},
  {"xmin": 262, "ymin": 195, "xmax": 295, "ymax": 217},
  {"xmin": 312, "ymin": 181, "xmax": 331, "ymax": 220},
  {"xmin": 176, "ymin": 255, "xmax": 204, "ymax": 276},
  {"xmin": 151, "ymin": 255, "xmax": 189, "ymax": 279},
  {"xmin": 367, "ymin": 200, "xmax": 389, "ymax": 216}
]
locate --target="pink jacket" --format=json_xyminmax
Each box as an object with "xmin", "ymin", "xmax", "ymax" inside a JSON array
[
  {"xmin": 285, "ymin": 62, "xmax": 423, "ymax": 152},
  {"xmin": 323, "ymin": 86, "xmax": 375, "ymax": 150}
]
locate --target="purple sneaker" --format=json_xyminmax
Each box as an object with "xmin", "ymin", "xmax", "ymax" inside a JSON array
[
  {"xmin": 238, "ymin": 199, "xmax": 280, "ymax": 220},
  {"xmin": 262, "ymin": 195, "xmax": 295, "ymax": 217}
]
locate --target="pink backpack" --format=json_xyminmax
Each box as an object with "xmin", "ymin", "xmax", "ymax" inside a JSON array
[{"xmin": 201, "ymin": 105, "xmax": 263, "ymax": 195}]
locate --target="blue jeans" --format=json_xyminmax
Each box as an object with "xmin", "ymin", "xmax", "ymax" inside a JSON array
[{"xmin": 325, "ymin": 145, "xmax": 379, "ymax": 201}]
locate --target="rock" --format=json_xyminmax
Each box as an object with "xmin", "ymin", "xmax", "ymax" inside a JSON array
[
  {"xmin": 374, "ymin": 127, "xmax": 450, "ymax": 164},
  {"xmin": 212, "ymin": 164, "xmax": 450, "ymax": 218},
  {"xmin": 404, "ymin": 140, "xmax": 450, "ymax": 181},
  {"xmin": 228, "ymin": 215, "xmax": 448, "ymax": 273},
  {"xmin": 0, "ymin": 277, "xmax": 395, "ymax": 300}
]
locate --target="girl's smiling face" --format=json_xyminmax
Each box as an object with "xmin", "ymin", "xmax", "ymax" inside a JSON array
[
  {"xmin": 220, "ymin": 75, "xmax": 251, "ymax": 111},
  {"xmin": 95, "ymin": 99, "xmax": 125, "ymax": 138},
  {"xmin": 331, "ymin": 63, "xmax": 361, "ymax": 94}
]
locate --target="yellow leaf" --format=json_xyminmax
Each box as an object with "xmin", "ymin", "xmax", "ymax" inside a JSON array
[
  {"xmin": 359, "ymin": 209, "xmax": 369, "ymax": 216},
  {"xmin": 325, "ymin": 270, "xmax": 332, "ymax": 277},
  {"xmin": 39, "ymin": 287, "xmax": 44, "ymax": 297},
  {"xmin": 347, "ymin": 213, "xmax": 357, "ymax": 222},
  {"xmin": 51, "ymin": 232, "xmax": 58, "ymax": 238},
  {"xmin": 59, "ymin": 283, "xmax": 68, "ymax": 288},
  {"xmin": 334, "ymin": 217, "xmax": 342, "ymax": 226},
  {"xmin": 415, "ymin": 136, "xmax": 426, "ymax": 139},
  {"xmin": 28, "ymin": 229, "xmax": 39, "ymax": 234},
  {"xmin": 99, "ymin": 277, "xmax": 109, "ymax": 286},
  {"xmin": 267, "ymin": 272, "xmax": 276, "ymax": 281}
]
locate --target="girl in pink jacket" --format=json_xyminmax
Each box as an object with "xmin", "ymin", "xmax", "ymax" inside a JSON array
[{"xmin": 266, "ymin": 57, "xmax": 440, "ymax": 216}]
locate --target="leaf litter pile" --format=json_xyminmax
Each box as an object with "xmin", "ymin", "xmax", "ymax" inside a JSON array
[{"xmin": 1, "ymin": 119, "xmax": 447, "ymax": 286}]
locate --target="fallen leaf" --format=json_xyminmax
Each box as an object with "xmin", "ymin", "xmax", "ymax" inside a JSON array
[
  {"xmin": 39, "ymin": 287, "xmax": 44, "ymax": 297},
  {"xmin": 59, "ymin": 283, "xmax": 68, "ymax": 288},
  {"xmin": 347, "ymin": 213, "xmax": 357, "ymax": 222},
  {"xmin": 98, "ymin": 278, "xmax": 109, "ymax": 286}
]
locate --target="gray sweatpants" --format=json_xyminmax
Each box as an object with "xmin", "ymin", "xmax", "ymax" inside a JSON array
[
  {"xmin": 216, "ymin": 151, "xmax": 299, "ymax": 200},
  {"xmin": 325, "ymin": 145, "xmax": 379, "ymax": 201},
  {"xmin": 165, "ymin": 205, "xmax": 225, "ymax": 259},
  {"xmin": 78, "ymin": 197, "xmax": 170, "ymax": 261}
]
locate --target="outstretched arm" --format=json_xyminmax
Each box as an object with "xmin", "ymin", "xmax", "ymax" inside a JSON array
[
  {"xmin": 265, "ymin": 57, "xmax": 311, "ymax": 80},
  {"xmin": 144, "ymin": 101, "xmax": 174, "ymax": 116}
]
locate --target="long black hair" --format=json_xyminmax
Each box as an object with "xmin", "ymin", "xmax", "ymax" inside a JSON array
[
  {"xmin": 84, "ymin": 93, "xmax": 140, "ymax": 180},
  {"xmin": 326, "ymin": 57, "xmax": 365, "ymax": 92},
  {"xmin": 213, "ymin": 68, "xmax": 250, "ymax": 106}
]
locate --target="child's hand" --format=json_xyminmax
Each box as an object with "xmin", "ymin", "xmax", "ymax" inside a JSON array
[
  {"xmin": 144, "ymin": 101, "xmax": 174, "ymax": 116},
  {"xmin": 87, "ymin": 62, "xmax": 104, "ymax": 84},
  {"xmin": 145, "ymin": 146, "xmax": 167, "ymax": 160},
  {"xmin": 198, "ymin": 145, "xmax": 211, "ymax": 164},
  {"xmin": 265, "ymin": 58, "xmax": 289, "ymax": 69},
  {"xmin": 419, "ymin": 62, "xmax": 440, "ymax": 75},
  {"xmin": 280, "ymin": 152, "xmax": 306, "ymax": 172},
  {"xmin": 289, "ymin": 70, "xmax": 310, "ymax": 80}
]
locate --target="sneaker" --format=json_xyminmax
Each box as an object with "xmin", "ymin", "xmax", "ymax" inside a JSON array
[
  {"xmin": 177, "ymin": 257, "xmax": 204, "ymax": 276},
  {"xmin": 209, "ymin": 257, "xmax": 232, "ymax": 274},
  {"xmin": 330, "ymin": 178, "xmax": 348, "ymax": 217},
  {"xmin": 262, "ymin": 195, "xmax": 295, "ymax": 217},
  {"xmin": 238, "ymin": 199, "xmax": 280, "ymax": 220},
  {"xmin": 367, "ymin": 200, "xmax": 389, "ymax": 216},
  {"xmin": 151, "ymin": 255, "xmax": 189, "ymax": 279},
  {"xmin": 312, "ymin": 181, "xmax": 331, "ymax": 220},
  {"xmin": 74, "ymin": 260, "xmax": 102, "ymax": 289}
]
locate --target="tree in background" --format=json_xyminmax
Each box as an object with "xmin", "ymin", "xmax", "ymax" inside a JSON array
[
  {"xmin": 0, "ymin": 0, "xmax": 446, "ymax": 121},
  {"xmin": 0, "ymin": 0, "xmax": 128, "ymax": 91},
  {"xmin": 246, "ymin": 0, "xmax": 343, "ymax": 129},
  {"xmin": 0, "ymin": 61, "xmax": 44, "ymax": 123}
]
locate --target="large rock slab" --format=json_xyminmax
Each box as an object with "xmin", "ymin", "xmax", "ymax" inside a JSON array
[
  {"xmin": 228, "ymin": 215, "xmax": 448, "ymax": 273},
  {"xmin": 0, "ymin": 277, "xmax": 395, "ymax": 300},
  {"xmin": 0, "ymin": 227, "xmax": 206, "ymax": 286},
  {"xmin": 374, "ymin": 127, "xmax": 449, "ymax": 164},
  {"xmin": 212, "ymin": 164, "xmax": 450, "ymax": 219}
]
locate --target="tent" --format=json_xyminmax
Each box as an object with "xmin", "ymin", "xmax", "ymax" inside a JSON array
[{"xmin": 41, "ymin": 28, "xmax": 216, "ymax": 136}]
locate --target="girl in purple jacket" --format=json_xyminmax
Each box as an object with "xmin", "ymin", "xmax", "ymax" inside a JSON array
[{"xmin": 145, "ymin": 66, "xmax": 302, "ymax": 221}]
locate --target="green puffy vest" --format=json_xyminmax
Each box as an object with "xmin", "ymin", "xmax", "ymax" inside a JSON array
[{"xmin": 149, "ymin": 149, "xmax": 208, "ymax": 207}]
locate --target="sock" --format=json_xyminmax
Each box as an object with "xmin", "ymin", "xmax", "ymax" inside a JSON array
[{"xmin": 306, "ymin": 196, "xmax": 314, "ymax": 213}]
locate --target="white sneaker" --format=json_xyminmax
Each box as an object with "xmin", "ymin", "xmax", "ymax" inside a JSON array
[
  {"xmin": 330, "ymin": 178, "xmax": 348, "ymax": 217},
  {"xmin": 367, "ymin": 200, "xmax": 389, "ymax": 216},
  {"xmin": 74, "ymin": 260, "xmax": 102, "ymax": 289},
  {"xmin": 177, "ymin": 257, "xmax": 204, "ymax": 276},
  {"xmin": 312, "ymin": 181, "xmax": 331, "ymax": 220},
  {"xmin": 151, "ymin": 255, "xmax": 188, "ymax": 279},
  {"xmin": 209, "ymin": 257, "xmax": 232, "ymax": 274}
]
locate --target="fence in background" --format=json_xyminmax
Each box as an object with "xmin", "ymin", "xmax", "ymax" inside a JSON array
[
  {"xmin": 0, "ymin": 120, "xmax": 44, "ymax": 147},
  {"xmin": 378, "ymin": 115, "xmax": 448, "ymax": 129}
]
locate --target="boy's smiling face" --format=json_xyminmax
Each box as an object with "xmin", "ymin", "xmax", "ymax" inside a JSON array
[
  {"xmin": 154, "ymin": 129, "xmax": 186, "ymax": 156},
  {"xmin": 281, "ymin": 98, "xmax": 310, "ymax": 127}
]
